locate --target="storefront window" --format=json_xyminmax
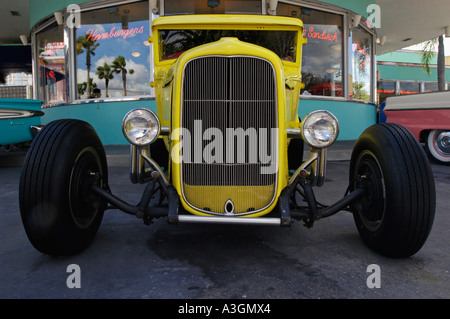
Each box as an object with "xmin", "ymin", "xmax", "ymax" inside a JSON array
[
  {"xmin": 278, "ymin": 4, "xmax": 344, "ymax": 98},
  {"xmin": 75, "ymin": 1, "xmax": 150, "ymax": 99},
  {"xmin": 377, "ymin": 80, "xmax": 395, "ymax": 104},
  {"xmin": 350, "ymin": 26, "xmax": 373, "ymax": 102},
  {"xmin": 399, "ymin": 81, "xmax": 420, "ymax": 95},
  {"xmin": 36, "ymin": 23, "xmax": 66, "ymax": 104},
  {"xmin": 424, "ymin": 82, "xmax": 438, "ymax": 93}
]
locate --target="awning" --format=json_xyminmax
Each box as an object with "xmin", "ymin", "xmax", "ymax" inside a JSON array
[{"xmin": 375, "ymin": 0, "xmax": 450, "ymax": 55}]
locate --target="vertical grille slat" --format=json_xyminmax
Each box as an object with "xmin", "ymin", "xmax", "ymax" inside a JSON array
[{"xmin": 181, "ymin": 56, "xmax": 278, "ymax": 215}]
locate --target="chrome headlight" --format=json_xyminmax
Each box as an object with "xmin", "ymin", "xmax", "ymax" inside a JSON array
[
  {"xmin": 301, "ymin": 110, "xmax": 339, "ymax": 149},
  {"xmin": 122, "ymin": 108, "xmax": 160, "ymax": 146}
]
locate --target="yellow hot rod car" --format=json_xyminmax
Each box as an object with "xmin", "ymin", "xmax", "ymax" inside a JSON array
[{"xmin": 19, "ymin": 13, "xmax": 435, "ymax": 258}]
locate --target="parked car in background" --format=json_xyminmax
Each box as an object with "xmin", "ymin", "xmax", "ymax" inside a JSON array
[
  {"xmin": 383, "ymin": 91, "xmax": 450, "ymax": 163},
  {"xmin": 0, "ymin": 99, "xmax": 43, "ymax": 152}
]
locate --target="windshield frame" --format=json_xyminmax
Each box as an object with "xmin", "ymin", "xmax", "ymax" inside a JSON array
[
  {"xmin": 151, "ymin": 15, "xmax": 303, "ymax": 67},
  {"xmin": 159, "ymin": 29, "xmax": 298, "ymax": 63}
]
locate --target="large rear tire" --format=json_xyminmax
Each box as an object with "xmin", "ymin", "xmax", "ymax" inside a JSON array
[
  {"xmin": 19, "ymin": 119, "xmax": 108, "ymax": 256},
  {"xmin": 350, "ymin": 123, "xmax": 435, "ymax": 257}
]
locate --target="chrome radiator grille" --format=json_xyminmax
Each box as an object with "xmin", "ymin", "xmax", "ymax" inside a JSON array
[{"xmin": 180, "ymin": 56, "xmax": 278, "ymax": 215}]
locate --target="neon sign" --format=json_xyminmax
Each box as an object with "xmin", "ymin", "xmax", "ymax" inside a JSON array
[
  {"xmin": 377, "ymin": 89, "xmax": 395, "ymax": 94},
  {"xmin": 303, "ymin": 26, "xmax": 338, "ymax": 42},
  {"xmin": 354, "ymin": 42, "xmax": 368, "ymax": 56},
  {"xmin": 41, "ymin": 42, "xmax": 64, "ymax": 57},
  {"xmin": 86, "ymin": 26, "xmax": 144, "ymax": 41},
  {"xmin": 47, "ymin": 70, "xmax": 55, "ymax": 80},
  {"xmin": 353, "ymin": 42, "xmax": 369, "ymax": 70},
  {"xmin": 399, "ymin": 90, "xmax": 420, "ymax": 95}
]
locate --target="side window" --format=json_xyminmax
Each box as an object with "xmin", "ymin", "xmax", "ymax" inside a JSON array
[
  {"xmin": 35, "ymin": 23, "xmax": 66, "ymax": 104},
  {"xmin": 278, "ymin": 4, "xmax": 344, "ymax": 98},
  {"xmin": 350, "ymin": 26, "xmax": 373, "ymax": 102},
  {"xmin": 75, "ymin": 1, "xmax": 150, "ymax": 99},
  {"xmin": 159, "ymin": 30, "xmax": 297, "ymax": 62}
]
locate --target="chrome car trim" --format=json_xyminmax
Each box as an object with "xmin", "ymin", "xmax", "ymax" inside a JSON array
[
  {"xmin": 178, "ymin": 215, "xmax": 281, "ymax": 225},
  {"xmin": 288, "ymin": 147, "xmax": 327, "ymax": 187},
  {"xmin": 0, "ymin": 109, "xmax": 44, "ymax": 120},
  {"xmin": 140, "ymin": 146, "xmax": 170, "ymax": 186}
]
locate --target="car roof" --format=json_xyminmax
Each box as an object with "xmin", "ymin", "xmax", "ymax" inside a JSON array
[{"xmin": 152, "ymin": 14, "xmax": 303, "ymax": 31}]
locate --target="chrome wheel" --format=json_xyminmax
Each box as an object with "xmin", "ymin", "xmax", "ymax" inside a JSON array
[{"xmin": 427, "ymin": 129, "xmax": 450, "ymax": 163}]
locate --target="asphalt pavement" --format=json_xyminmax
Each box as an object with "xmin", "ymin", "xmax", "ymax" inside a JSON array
[{"xmin": 0, "ymin": 141, "xmax": 448, "ymax": 302}]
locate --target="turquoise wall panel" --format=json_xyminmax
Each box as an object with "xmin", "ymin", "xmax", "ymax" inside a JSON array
[
  {"xmin": 30, "ymin": 0, "xmax": 372, "ymax": 28},
  {"xmin": 320, "ymin": 0, "xmax": 373, "ymax": 17},
  {"xmin": 41, "ymin": 98, "xmax": 376, "ymax": 145},
  {"xmin": 30, "ymin": 0, "xmax": 87, "ymax": 27},
  {"xmin": 378, "ymin": 64, "xmax": 450, "ymax": 82},
  {"xmin": 41, "ymin": 99, "xmax": 157, "ymax": 145},
  {"xmin": 0, "ymin": 99, "xmax": 44, "ymax": 145},
  {"xmin": 377, "ymin": 51, "xmax": 437, "ymax": 65},
  {"xmin": 298, "ymin": 99, "xmax": 377, "ymax": 140}
]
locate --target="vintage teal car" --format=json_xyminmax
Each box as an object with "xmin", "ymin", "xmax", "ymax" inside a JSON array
[{"xmin": 0, "ymin": 99, "xmax": 43, "ymax": 151}]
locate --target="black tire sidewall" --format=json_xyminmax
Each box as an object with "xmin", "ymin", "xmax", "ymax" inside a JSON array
[
  {"xmin": 20, "ymin": 120, "xmax": 107, "ymax": 255},
  {"xmin": 350, "ymin": 123, "xmax": 435, "ymax": 257},
  {"xmin": 51, "ymin": 130, "xmax": 105, "ymax": 251},
  {"xmin": 351, "ymin": 136, "xmax": 404, "ymax": 246}
]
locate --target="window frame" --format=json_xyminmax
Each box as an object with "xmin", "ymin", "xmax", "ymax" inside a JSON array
[
  {"xmin": 277, "ymin": 0, "xmax": 376, "ymax": 103},
  {"xmin": 32, "ymin": 0, "xmax": 153, "ymax": 106},
  {"xmin": 31, "ymin": 0, "xmax": 376, "ymax": 105},
  {"xmin": 73, "ymin": 0, "xmax": 152, "ymax": 102},
  {"xmin": 377, "ymin": 80, "xmax": 448, "ymax": 99},
  {"xmin": 349, "ymin": 23, "xmax": 375, "ymax": 103},
  {"xmin": 32, "ymin": 20, "xmax": 68, "ymax": 105}
]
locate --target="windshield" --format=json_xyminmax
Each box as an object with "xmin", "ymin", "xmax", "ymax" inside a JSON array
[{"xmin": 159, "ymin": 29, "xmax": 297, "ymax": 62}]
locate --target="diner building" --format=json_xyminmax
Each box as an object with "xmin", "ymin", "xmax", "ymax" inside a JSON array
[
  {"xmin": 377, "ymin": 49, "xmax": 450, "ymax": 104},
  {"xmin": 2, "ymin": 0, "xmax": 450, "ymax": 144}
]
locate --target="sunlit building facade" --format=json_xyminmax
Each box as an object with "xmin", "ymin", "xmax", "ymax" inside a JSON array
[{"xmin": 29, "ymin": 0, "xmax": 378, "ymax": 144}]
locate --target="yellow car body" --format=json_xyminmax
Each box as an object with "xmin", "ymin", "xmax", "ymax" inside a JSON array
[
  {"xmin": 150, "ymin": 14, "xmax": 305, "ymax": 217},
  {"xmin": 19, "ymin": 11, "xmax": 436, "ymax": 258}
]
